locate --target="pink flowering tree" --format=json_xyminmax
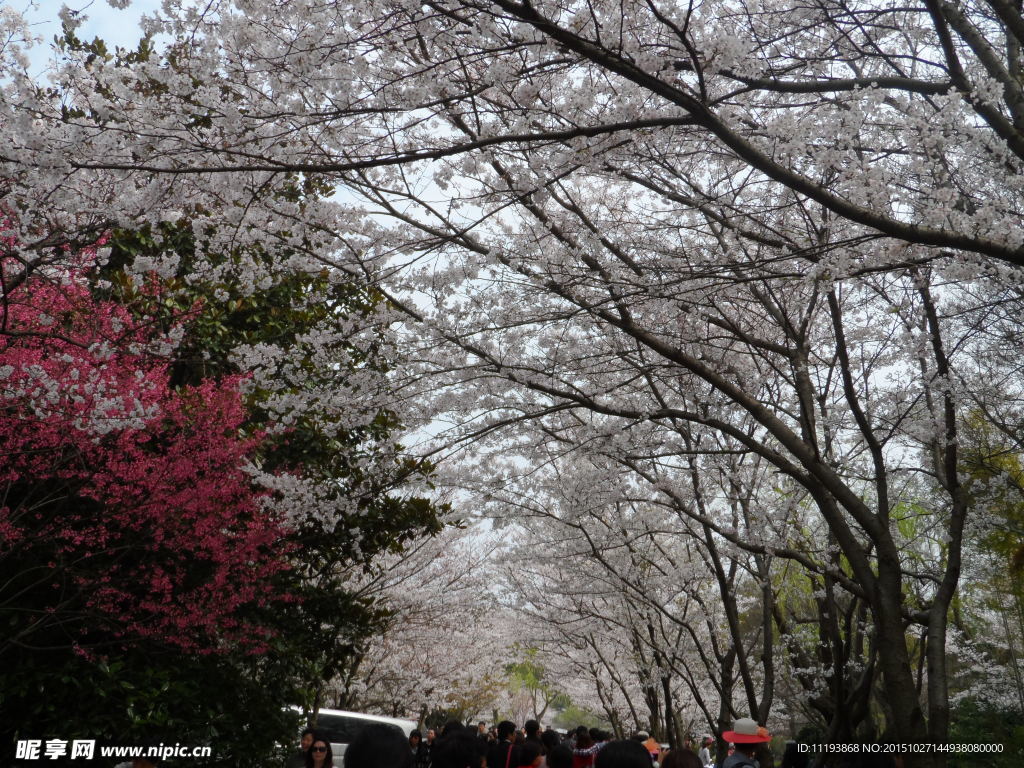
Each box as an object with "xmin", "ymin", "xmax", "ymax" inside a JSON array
[{"xmin": 0, "ymin": 245, "xmax": 290, "ymax": 658}]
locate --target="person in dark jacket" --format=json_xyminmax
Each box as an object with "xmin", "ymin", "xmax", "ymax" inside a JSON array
[
  {"xmin": 547, "ymin": 745, "xmax": 573, "ymax": 768},
  {"xmin": 541, "ymin": 729, "xmax": 561, "ymax": 756},
  {"xmin": 593, "ymin": 741, "xmax": 652, "ymax": 768},
  {"xmin": 434, "ymin": 728, "xmax": 486, "ymax": 768},
  {"xmin": 524, "ymin": 721, "xmax": 543, "ymax": 751},
  {"xmin": 287, "ymin": 728, "xmax": 315, "ymax": 768},
  {"xmin": 411, "ymin": 730, "xmax": 432, "ymax": 768},
  {"xmin": 343, "ymin": 723, "xmax": 412, "ymax": 768},
  {"xmin": 487, "ymin": 722, "xmax": 521, "ymax": 768}
]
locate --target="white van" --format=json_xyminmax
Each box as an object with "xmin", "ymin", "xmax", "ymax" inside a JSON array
[{"xmin": 303, "ymin": 708, "xmax": 418, "ymax": 767}]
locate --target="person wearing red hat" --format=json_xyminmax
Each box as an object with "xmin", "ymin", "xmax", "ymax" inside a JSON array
[{"xmin": 720, "ymin": 718, "xmax": 771, "ymax": 768}]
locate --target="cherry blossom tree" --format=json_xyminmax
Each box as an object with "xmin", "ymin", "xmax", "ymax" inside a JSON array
[
  {"xmin": 488, "ymin": 437, "xmax": 827, "ymax": 747},
  {"xmin": 398, "ymin": 214, "xmax": 998, "ymax": 763},
  {"xmin": 503, "ymin": 499, "xmax": 717, "ymax": 743},
  {"xmin": 6, "ymin": 2, "xmax": 1024, "ymax": 765},
  {"xmin": 326, "ymin": 524, "xmax": 511, "ymax": 720},
  {"xmin": 4, "ymin": 0, "xmax": 1023, "ymax": 268}
]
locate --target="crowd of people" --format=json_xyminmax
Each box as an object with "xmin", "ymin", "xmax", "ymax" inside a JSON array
[
  {"xmin": 288, "ymin": 717, "xmax": 904, "ymax": 768},
  {"xmin": 286, "ymin": 716, "xmax": 776, "ymax": 768}
]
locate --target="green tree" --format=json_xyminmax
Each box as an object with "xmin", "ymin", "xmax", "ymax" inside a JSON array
[{"xmin": 505, "ymin": 646, "xmax": 571, "ymax": 722}]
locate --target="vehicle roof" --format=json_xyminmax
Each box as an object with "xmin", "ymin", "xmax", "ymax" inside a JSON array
[{"xmin": 313, "ymin": 707, "xmax": 418, "ymax": 729}]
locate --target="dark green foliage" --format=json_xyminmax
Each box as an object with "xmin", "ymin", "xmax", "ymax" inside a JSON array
[
  {"xmin": 1, "ymin": 646, "xmax": 304, "ymax": 767},
  {"xmin": 948, "ymin": 698, "xmax": 1024, "ymax": 768}
]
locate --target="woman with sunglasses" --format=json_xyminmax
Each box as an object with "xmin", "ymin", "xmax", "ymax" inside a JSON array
[{"xmin": 305, "ymin": 735, "xmax": 334, "ymax": 768}]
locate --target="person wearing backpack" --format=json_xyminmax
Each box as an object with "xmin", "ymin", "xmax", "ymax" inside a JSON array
[{"xmin": 720, "ymin": 719, "xmax": 771, "ymax": 768}]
